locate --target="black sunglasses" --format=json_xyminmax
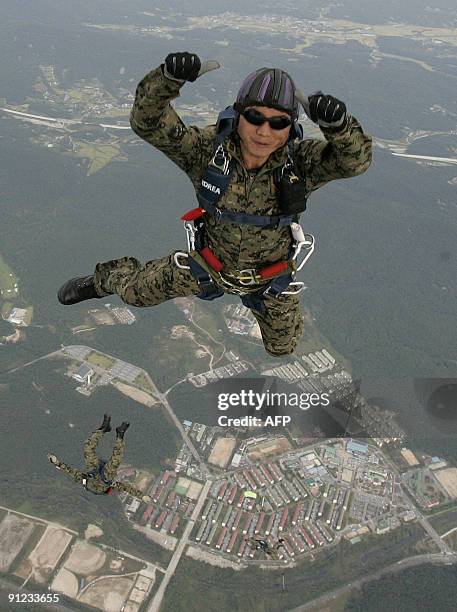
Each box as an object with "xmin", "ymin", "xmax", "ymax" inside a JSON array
[{"xmin": 240, "ymin": 107, "xmax": 293, "ymax": 130}]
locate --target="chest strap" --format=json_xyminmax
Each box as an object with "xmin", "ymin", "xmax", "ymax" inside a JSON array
[{"xmin": 197, "ymin": 154, "xmax": 298, "ymax": 228}]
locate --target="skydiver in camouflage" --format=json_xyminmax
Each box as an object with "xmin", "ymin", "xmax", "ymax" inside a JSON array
[
  {"xmin": 246, "ymin": 537, "xmax": 285, "ymax": 560},
  {"xmin": 48, "ymin": 414, "xmax": 152, "ymax": 502},
  {"xmin": 58, "ymin": 52, "xmax": 372, "ymax": 356}
]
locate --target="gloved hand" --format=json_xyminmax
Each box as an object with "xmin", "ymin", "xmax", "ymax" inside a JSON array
[
  {"xmin": 307, "ymin": 93, "xmax": 347, "ymax": 131},
  {"xmin": 163, "ymin": 52, "xmax": 201, "ymax": 83}
]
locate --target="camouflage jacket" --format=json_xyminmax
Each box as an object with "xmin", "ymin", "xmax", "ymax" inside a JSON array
[
  {"xmin": 51, "ymin": 456, "xmax": 146, "ymax": 499},
  {"xmin": 130, "ymin": 66, "xmax": 372, "ymax": 273}
]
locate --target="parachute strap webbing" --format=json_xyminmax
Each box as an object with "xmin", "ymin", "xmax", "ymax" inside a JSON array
[
  {"xmin": 188, "ymin": 256, "xmax": 225, "ymax": 301},
  {"xmin": 241, "ymin": 273, "xmax": 294, "ymax": 314}
]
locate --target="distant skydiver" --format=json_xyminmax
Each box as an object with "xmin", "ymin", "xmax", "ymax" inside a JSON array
[
  {"xmin": 246, "ymin": 537, "xmax": 285, "ymax": 560},
  {"xmin": 57, "ymin": 52, "xmax": 372, "ymax": 356},
  {"xmin": 48, "ymin": 414, "xmax": 152, "ymax": 502}
]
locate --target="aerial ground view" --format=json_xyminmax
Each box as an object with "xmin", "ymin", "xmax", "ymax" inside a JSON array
[{"xmin": 1, "ymin": 1, "xmax": 457, "ymax": 611}]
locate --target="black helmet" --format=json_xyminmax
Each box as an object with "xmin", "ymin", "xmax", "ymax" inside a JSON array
[{"xmin": 235, "ymin": 67, "xmax": 299, "ymax": 119}]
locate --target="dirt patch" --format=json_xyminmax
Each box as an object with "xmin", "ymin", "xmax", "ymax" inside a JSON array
[
  {"xmin": 51, "ymin": 567, "xmax": 79, "ymax": 598},
  {"xmin": 187, "ymin": 481, "xmax": 203, "ymax": 500},
  {"xmin": 84, "ymin": 524, "xmax": 104, "ymax": 540},
  {"xmin": 132, "ymin": 524, "xmax": 177, "ymax": 551},
  {"xmin": 79, "ymin": 576, "xmax": 134, "ymax": 612},
  {"xmin": 186, "ymin": 545, "xmax": 243, "ymax": 569},
  {"xmin": 64, "ymin": 540, "xmax": 106, "ymax": 575},
  {"xmin": 434, "ymin": 468, "xmax": 457, "ymax": 499},
  {"xmin": 0, "ymin": 514, "xmax": 35, "ymax": 572},
  {"xmin": 208, "ymin": 437, "xmax": 236, "ymax": 468},
  {"xmin": 112, "ymin": 380, "xmax": 158, "ymax": 407},
  {"xmin": 15, "ymin": 526, "xmax": 73, "ymax": 584},
  {"xmin": 247, "ymin": 436, "xmax": 292, "ymax": 461}
]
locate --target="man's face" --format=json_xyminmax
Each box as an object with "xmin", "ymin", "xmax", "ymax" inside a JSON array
[{"xmin": 237, "ymin": 105, "xmax": 291, "ymax": 167}]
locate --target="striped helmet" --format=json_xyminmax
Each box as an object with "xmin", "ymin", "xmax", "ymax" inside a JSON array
[{"xmin": 235, "ymin": 67, "xmax": 299, "ymax": 119}]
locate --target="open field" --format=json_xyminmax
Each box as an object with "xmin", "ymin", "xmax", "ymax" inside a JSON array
[
  {"xmin": 208, "ymin": 437, "xmax": 236, "ymax": 468},
  {"xmin": 112, "ymin": 380, "xmax": 158, "ymax": 407},
  {"xmin": 86, "ymin": 351, "xmax": 116, "ymax": 370},
  {"xmin": 248, "ymin": 435, "xmax": 292, "ymax": 461}
]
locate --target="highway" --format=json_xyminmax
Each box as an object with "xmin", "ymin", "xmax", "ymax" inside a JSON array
[{"xmin": 147, "ymin": 479, "xmax": 213, "ymax": 612}]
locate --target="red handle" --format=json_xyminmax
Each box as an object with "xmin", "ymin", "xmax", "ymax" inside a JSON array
[
  {"xmin": 259, "ymin": 261, "xmax": 288, "ymax": 279},
  {"xmin": 181, "ymin": 207, "xmax": 206, "ymax": 221},
  {"xmin": 200, "ymin": 247, "xmax": 224, "ymax": 272}
]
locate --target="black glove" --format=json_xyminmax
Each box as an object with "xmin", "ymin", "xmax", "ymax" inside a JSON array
[
  {"xmin": 307, "ymin": 93, "xmax": 347, "ymax": 131},
  {"xmin": 163, "ymin": 52, "xmax": 201, "ymax": 83}
]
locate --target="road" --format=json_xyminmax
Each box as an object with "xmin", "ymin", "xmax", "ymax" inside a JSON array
[
  {"xmin": 155, "ymin": 384, "xmax": 209, "ymax": 477},
  {"xmin": 0, "ymin": 349, "xmax": 62, "ymax": 375},
  {"xmin": 288, "ymin": 552, "xmax": 457, "ymax": 612},
  {"xmin": 1, "ymin": 107, "xmax": 130, "ymax": 130},
  {"xmin": 147, "ymin": 479, "xmax": 213, "ymax": 612}
]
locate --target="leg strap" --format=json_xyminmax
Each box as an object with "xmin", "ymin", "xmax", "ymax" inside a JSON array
[{"xmin": 188, "ymin": 256, "xmax": 224, "ymax": 301}]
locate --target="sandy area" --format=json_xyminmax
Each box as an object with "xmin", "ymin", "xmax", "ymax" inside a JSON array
[
  {"xmin": 208, "ymin": 437, "xmax": 236, "ymax": 468},
  {"xmin": 15, "ymin": 526, "xmax": 73, "ymax": 583},
  {"xmin": 112, "ymin": 380, "xmax": 158, "ymax": 407},
  {"xmin": 434, "ymin": 468, "xmax": 457, "ymax": 499},
  {"xmin": 64, "ymin": 540, "xmax": 106, "ymax": 574},
  {"xmin": 85, "ymin": 524, "xmax": 104, "ymax": 540},
  {"xmin": 0, "ymin": 514, "xmax": 35, "ymax": 572},
  {"xmin": 51, "ymin": 567, "xmax": 79, "ymax": 598},
  {"xmin": 79, "ymin": 576, "xmax": 134, "ymax": 612},
  {"xmin": 248, "ymin": 436, "xmax": 292, "ymax": 460},
  {"xmin": 186, "ymin": 545, "xmax": 243, "ymax": 569}
]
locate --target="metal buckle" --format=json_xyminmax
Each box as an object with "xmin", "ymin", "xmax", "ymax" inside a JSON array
[
  {"xmin": 183, "ymin": 221, "xmax": 196, "ymax": 251},
  {"xmin": 290, "ymin": 224, "xmax": 315, "ymax": 272},
  {"xmin": 237, "ymin": 268, "xmax": 259, "ymax": 286},
  {"xmin": 214, "ymin": 207, "xmax": 223, "ymax": 223},
  {"xmin": 174, "ymin": 252, "xmax": 190, "ymax": 270},
  {"xmin": 282, "ymin": 281, "xmax": 305, "ymax": 295},
  {"xmin": 217, "ymin": 274, "xmax": 248, "ymax": 295},
  {"xmin": 211, "ymin": 144, "xmax": 231, "ymax": 174}
]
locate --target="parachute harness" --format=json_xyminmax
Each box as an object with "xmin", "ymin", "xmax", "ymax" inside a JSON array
[{"xmin": 174, "ymin": 107, "xmax": 315, "ymax": 313}]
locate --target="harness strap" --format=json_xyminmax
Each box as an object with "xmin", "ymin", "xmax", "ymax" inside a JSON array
[
  {"xmin": 198, "ymin": 194, "xmax": 298, "ymax": 227},
  {"xmin": 241, "ymin": 273, "xmax": 294, "ymax": 314},
  {"xmin": 188, "ymin": 256, "xmax": 225, "ymax": 301}
]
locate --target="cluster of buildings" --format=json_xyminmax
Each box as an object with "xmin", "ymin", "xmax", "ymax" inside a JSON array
[
  {"xmin": 5, "ymin": 307, "xmax": 29, "ymax": 326},
  {"xmin": 188, "ymin": 354, "xmax": 250, "ymax": 387},
  {"xmin": 125, "ymin": 469, "xmax": 203, "ymax": 539},
  {"xmin": 223, "ymin": 304, "xmax": 258, "ymax": 336},
  {"xmin": 262, "ymin": 348, "xmax": 336, "ymax": 384}
]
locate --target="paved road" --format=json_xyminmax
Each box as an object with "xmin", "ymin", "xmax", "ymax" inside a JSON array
[
  {"xmin": 288, "ymin": 552, "xmax": 457, "ymax": 612},
  {"xmin": 147, "ymin": 479, "xmax": 213, "ymax": 612}
]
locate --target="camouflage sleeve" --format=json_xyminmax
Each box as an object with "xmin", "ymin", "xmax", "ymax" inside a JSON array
[
  {"xmin": 112, "ymin": 480, "xmax": 146, "ymax": 501},
  {"xmin": 129, "ymin": 65, "xmax": 213, "ymax": 181},
  {"xmin": 52, "ymin": 457, "xmax": 83, "ymax": 483},
  {"xmin": 295, "ymin": 115, "xmax": 372, "ymax": 193}
]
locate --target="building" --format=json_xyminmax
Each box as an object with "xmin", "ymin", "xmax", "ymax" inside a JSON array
[{"xmin": 73, "ymin": 363, "xmax": 95, "ymax": 384}]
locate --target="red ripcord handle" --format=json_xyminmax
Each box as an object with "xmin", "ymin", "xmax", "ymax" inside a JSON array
[
  {"xmin": 200, "ymin": 247, "xmax": 224, "ymax": 272},
  {"xmin": 259, "ymin": 261, "xmax": 289, "ymax": 279},
  {"xmin": 181, "ymin": 207, "xmax": 206, "ymax": 221}
]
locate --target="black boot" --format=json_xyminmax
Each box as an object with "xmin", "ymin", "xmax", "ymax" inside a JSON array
[
  {"xmin": 98, "ymin": 414, "xmax": 112, "ymax": 433},
  {"xmin": 57, "ymin": 275, "xmax": 102, "ymax": 305},
  {"xmin": 116, "ymin": 421, "xmax": 130, "ymax": 439}
]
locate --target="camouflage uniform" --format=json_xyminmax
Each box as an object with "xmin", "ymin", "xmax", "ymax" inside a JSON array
[
  {"xmin": 51, "ymin": 430, "xmax": 146, "ymax": 499},
  {"xmin": 94, "ymin": 66, "xmax": 372, "ymax": 356}
]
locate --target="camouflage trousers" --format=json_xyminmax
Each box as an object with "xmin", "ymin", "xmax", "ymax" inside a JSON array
[
  {"xmin": 93, "ymin": 251, "xmax": 304, "ymax": 356},
  {"xmin": 83, "ymin": 430, "xmax": 125, "ymax": 482}
]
